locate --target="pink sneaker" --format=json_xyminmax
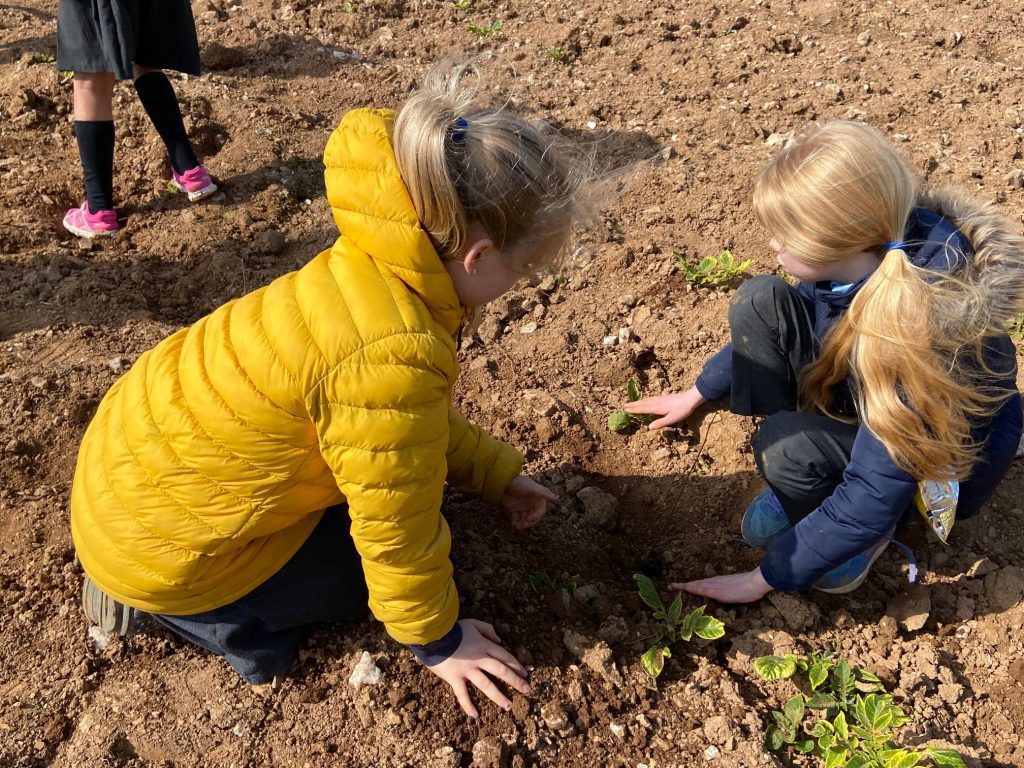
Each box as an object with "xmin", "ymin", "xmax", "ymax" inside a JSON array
[
  {"xmin": 62, "ymin": 202, "xmax": 120, "ymax": 238},
  {"xmin": 171, "ymin": 165, "xmax": 218, "ymax": 202}
]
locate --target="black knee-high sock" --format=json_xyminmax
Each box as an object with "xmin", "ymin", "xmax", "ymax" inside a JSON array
[
  {"xmin": 74, "ymin": 120, "xmax": 115, "ymax": 212},
  {"xmin": 134, "ymin": 71, "xmax": 199, "ymax": 174}
]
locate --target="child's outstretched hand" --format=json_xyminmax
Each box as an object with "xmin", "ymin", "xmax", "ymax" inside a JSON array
[
  {"xmin": 624, "ymin": 385, "xmax": 705, "ymax": 430},
  {"xmin": 671, "ymin": 566, "xmax": 773, "ymax": 603},
  {"xmin": 428, "ymin": 619, "xmax": 530, "ymax": 719},
  {"xmin": 501, "ymin": 475, "xmax": 558, "ymax": 530}
]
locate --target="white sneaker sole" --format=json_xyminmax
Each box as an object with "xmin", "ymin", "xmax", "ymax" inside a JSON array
[
  {"xmin": 62, "ymin": 219, "xmax": 118, "ymax": 238},
  {"xmin": 172, "ymin": 179, "xmax": 218, "ymax": 202},
  {"xmin": 814, "ymin": 542, "xmax": 890, "ymax": 595}
]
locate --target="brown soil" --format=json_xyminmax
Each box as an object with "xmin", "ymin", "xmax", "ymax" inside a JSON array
[{"xmin": 3, "ymin": 1, "xmax": 1024, "ymax": 766}]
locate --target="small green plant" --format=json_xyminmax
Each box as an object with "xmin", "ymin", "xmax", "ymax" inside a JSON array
[
  {"xmin": 634, "ymin": 573, "xmax": 725, "ymax": 679},
  {"xmin": 530, "ymin": 571, "xmax": 576, "ymax": 594},
  {"xmin": 466, "ymin": 18, "xmax": 503, "ymax": 37},
  {"xmin": 608, "ymin": 378, "xmax": 654, "ymax": 433},
  {"xmin": 1006, "ymin": 314, "xmax": 1024, "ymax": 342},
  {"xmin": 341, "ymin": 2, "xmax": 356, "ymax": 11},
  {"xmin": 30, "ymin": 53, "xmax": 56, "ymax": 65},
  {"xmin": 453, "ymin": 0, "xmax": 473, "ymax": 8},
  {"xmin": 675, "ymin": 249, "xmax": 752, "ymax": 286},
  {"xmin": 755, "ymin": 652, "xmax": 965, "ymax": 767},
  {"xmin": 546, "ymin": 47, "xmax": 568, "ymax": 60}
]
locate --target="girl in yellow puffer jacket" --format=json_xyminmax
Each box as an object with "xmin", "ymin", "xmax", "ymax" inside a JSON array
[{"xmin": 72, "ymin": 57, "xmax": 597, "ymax": 717}]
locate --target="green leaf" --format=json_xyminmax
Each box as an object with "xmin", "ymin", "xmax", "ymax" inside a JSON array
[
  {"xmin": 834, "ymin": 711, "xmax": 849, "ymax": 742},
  {"xmin": 697, "ymin": 256, "xmax": 717, "ymax": 273},
  {"xmin": 806, "ymin": 692, "xmax": 837, "ymax": 709},
  {"xmin": 719, "ymin": 251, "xmax": 734, "ymax": 269},
  {"xmin": 817, "ymin": 733, "xmax": 835, "ymax": 751},
  {"xmin": 793, "ymin": 739, "xmax": 815, "ymax": 753},
  {"xmin": 667, "ymin": 593, "xmax": 682, "ymax": 624},
  {"xmin": 846, "ymin": 754, "xmax": 871, "ymax": 768},
  {"xmin": 634, "ymin": 573, "xmax": 664, "ymax": 612},
  {"xmin": 923, "ymin": 748, "xmax": 966, "ymax": 768},
  {"xmin": 641, "ymin": 645, "xmax": 667, "ymax": 679},
  {"xmin": 810, "ymin": 720, "xmax": 834, "ymax": 738},
  {"xmin": 884, "ymin": 752, "xmax": 922, "ymax": 768},
  {"xmin": 692, "ymin": 612, "xmax": 725, "ymax": 640},
  {"xmin": 737, "ymin": 259, "xmax": 753, "ymax": 272},
  {"xmin": 754, "ymin": 654, "xmax": 798, "ymax": 681},
  {"xmin": 626, "ymin": 377, "xmax": 641, "ymax": 403},
  {"xmin": 491, "ymin": 18, "xmax": 503, "ymax": 32},
  {"xmin": 765, "ymin": 725, "xmax": 784, "ymax": 751},
  {"xmin": 824, "ymin": 747, "xmax": 849, "ymax": 768},
  {"xmin": 783, "ymin": 695, "xmax": 806, "ymax": 726},
  {"xmin": 608, "ymin": 410, "xmax": 631, "ymax": 432},
  {"xmin": 809, "ymin": 662, "xmax": 830, "ymax": 691},
  {"xmin": 833, "ymin": 658, "xmax": 855, "ymax": 697}
]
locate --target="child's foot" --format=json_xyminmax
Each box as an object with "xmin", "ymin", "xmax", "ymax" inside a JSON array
[
  {"xmin": 813, "ymin": 540, "xmax": 890, "ymax": 594},
  {"xmin": 62, "ymin": 202, "xmax": 120, "ymax": 238},
  {"xmin": 740, "ymin": 489, "xmax": 791, "ymax": 547},
  {"xmin": 171, "ymin": 165, "xmax": 218, "ymax": 202},
  {"xmin": 82, "ymin": 574, "xmax": 146, "ymax": 634}
]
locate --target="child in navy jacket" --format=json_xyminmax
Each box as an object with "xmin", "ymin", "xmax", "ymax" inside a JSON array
[{"xmin": 627, "ymin": 121, "xmax": 1024, "ymax": 602}]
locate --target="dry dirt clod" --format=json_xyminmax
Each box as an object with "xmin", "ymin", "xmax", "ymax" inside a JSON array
[
  {"xmin": 470, "ymin": 736, "xmax": 506, "ymax": 768},
  {"xmin": 575, "ymin": 486, "xmax": 619, "ymax": 531},
  {"xmin": 886, "ymin": 584, "xmax": 931, "ymax": 632}
]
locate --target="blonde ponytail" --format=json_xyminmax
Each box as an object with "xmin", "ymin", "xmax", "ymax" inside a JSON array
[
  {"xmin": 757, "ymin": 121, "xmax": 1018, "ymax": 480},
  {"xmin": 393, "ymin": 55, "xmax": 594, "ymax": 267}
]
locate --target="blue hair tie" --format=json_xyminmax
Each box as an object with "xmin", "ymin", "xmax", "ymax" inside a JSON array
[
  {"xmin": 883, "ymin": 240, "xmax": 907, "ymax": 252},
  {"xmin": 451, "ymin": 117, "xmax": 468, "ymax": 144}
]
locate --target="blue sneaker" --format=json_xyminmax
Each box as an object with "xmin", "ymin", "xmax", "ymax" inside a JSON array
[
  {"xmin": 814, "ymin": 540, "xmax": 890, "ymax": 594},
  {"xmin": 740, "ymin": 489, "xmax": 792, "ymax": 547}
]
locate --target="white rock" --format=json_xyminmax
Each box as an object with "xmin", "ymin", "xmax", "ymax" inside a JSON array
[
  {"xmin": 88, "ymin": 626, "xmax": 109, "ymax": 652},
  {"xmin": 610, "ymin": 722, "xmax": 626, "ymax": 739},
  {"xmin": 617, "ymin": 327, "xmax": 633, "ymax": 344},
  {"xmin": 704, "ymin": 745, "xmax": 721, "ymax": 760},
  {"xmin": 521, "ymin": 321, "xmax": 539, "ymax": 334},
  {"xmin": 602, "ymin": 335, "xmax": 618, "ymax": 346},
  {"xmin": 349, "ymin": 651, "xmax": 382, "ymax": 688}
]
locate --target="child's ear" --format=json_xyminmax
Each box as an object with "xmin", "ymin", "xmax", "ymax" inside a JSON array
[{"xmin": 462, "ymin": 235, "xmax": 495, "ymax": 275}]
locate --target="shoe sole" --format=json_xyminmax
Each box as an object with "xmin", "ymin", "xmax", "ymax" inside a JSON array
[
  {"xmin": 63, "ymin": 220, "xmax": 118, "ymax": 238},
  {"xmin": 82, "ymin": 575, "xmax": 141, "ymax": 635},
  {"xmin": 172, "ymin": 179, "xmax": 218, "ymax": 202},
  {"xmin": 814, "ymin": 542, "xmax": 890, "ymax": 595}
]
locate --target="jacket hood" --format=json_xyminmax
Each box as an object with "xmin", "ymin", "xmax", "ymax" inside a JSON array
[{"xmin": 323, "ymin": 108, "xmax": 465, "ymax": 336}]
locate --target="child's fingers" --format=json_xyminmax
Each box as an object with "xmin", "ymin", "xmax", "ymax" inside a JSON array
[
  {"xmin": 469, "ymin": 619, "xmax": 502, "ymax": 644},
  {"xmin": 647, "ymin": 415, "xmax": 675, "ymax": 430},
  {"xmin": 449, "ymin": 678, "xmax": 478, "ymax": 719},
  {"xmin": 624, "ymin": 401, "xmax": 665, "ymax": 414},
  {"xmin": 481, "ymin": 654, "xmax": 529, "ymax": 688},
  {"xmin": 534, "ymin": 486, "xmax": 559, "ymax": 502}
]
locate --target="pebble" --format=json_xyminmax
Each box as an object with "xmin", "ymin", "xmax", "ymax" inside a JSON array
[
  {"xmin": 602, "ymin": 335, "xmax": 618, "ymax": 346},
  {"xmin": 765, "ymin": 132, "xmax": 793, "ymax": 148},
  {"xmin": 576, "ymin": 486, "xmax": 619, "ymax": 530},
  {"xmin": 704, "ymin": 745, "xmax": 721, "ymax": 760},
  {"xmin": 886, "ymin": 584, "xmax": 931, "ymax": 632},
  {"xmin": 470, "ymin": 736, "xmax": 506, "ymax": 768},
  {"xmin": 108, "ymin": 357, "xmax": 130, "ymax": 374},
  {"xmin": 520, "ymin": 322, "xmax": 538, "ymax": 334},
  {"xmin": 857, "ymin": 30, "xmax": 872, "ymax": 46},
  {"xmin": 348, "ymin": 651, "xmax": 382, "ymax": 688},
  {"xmin": 540, "ymin": 701, "xmax": 571, "ymax": 731}
]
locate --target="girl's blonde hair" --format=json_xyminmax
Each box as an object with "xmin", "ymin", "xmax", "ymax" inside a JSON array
[
  {"xmin": 754, "ymin": 120, "xmax": 1018, "ymax": 480},
  {"xmin": 393, "ymin": 55, "xmax": 594, "ymax": 269}
]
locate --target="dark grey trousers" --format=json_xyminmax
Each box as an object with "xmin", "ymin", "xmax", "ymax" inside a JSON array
[
  {"xmin": 728, "ymin": 276, "xmax": 860, "ymax": 525},
  {"xmin": 153, "ymin": 505, "xmax": 368, "ymax": 684}
]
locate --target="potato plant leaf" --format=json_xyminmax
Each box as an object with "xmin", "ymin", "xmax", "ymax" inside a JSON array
[
  {"xmin": 754, "ymin": 654, "xmax": 798, "ymax": 681},
  {"xmin": 633, "ymin": 573, "xmax": 664, "ymax": 612}
]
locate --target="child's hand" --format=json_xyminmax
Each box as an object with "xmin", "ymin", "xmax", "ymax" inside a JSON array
[
  {"xmin": 427, "ymin": 619, "xmax": 530, "ymax": 719},
  {"xmin": 501, "ymin": 475, "xmax": 558, "ymax": 530},
  {"xmin": 671, "ymin": 566, "xmax": 773, "ymax": 603},
  {"xmin": 624, "ymin": 385, "xmax": 705, "ymax": 430}
]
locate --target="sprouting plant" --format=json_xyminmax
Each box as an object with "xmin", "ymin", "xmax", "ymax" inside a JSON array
[
  {"xmin": 634, "ymin": 573, "xmax": 724, "ymax": 679},
  {"xmin": 59, "ymin": 70, "xmax": 75, "ymax": 85},
  {"xmin": 341, "ymin": 2, "xmax": 357, "ymax": 11},
  {"xmin": 1006, "ymin": 314, "xmax": 1024, "ymax": 342},
  {"xmin": 554, "ymin": 274, "xmax": 567, "ymax": 287},
  {"xmin": 453, "ymin": 0, "xmax": 473, "ymax": 8},
  {"xmin": 754, "ymin": 652, "xmax": 965, "ymax": 767},
  {"xmin": 530, "ymin": 571, "xmax": 577, "ymax": 594},
  {"xmin": 608, "ymin": 377, "xmax": 654, "ymax": 433},
  {"xmin": 466, "ymin": 19, "xmax": 503, "ymax": 37},
  {"xmin": 675, "ymin": 249, "xmax": 752, "ymax": 286},
  {"xmin": 30, "ymin": 53, "xmax": 56, "ymax": 65},
  {"xmin": 546, "ymin": 47, "xmax": 568, "ymax": 60}
]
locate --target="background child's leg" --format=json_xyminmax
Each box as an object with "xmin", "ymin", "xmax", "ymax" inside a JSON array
[
  {"xmin": 752, "ymin": 410, "xmax": 858, "ymax": 524},
  {"xmin": 132, "ymin": 66, "xmax": 199, "ymax": 174},
  {"xmin": 151, "ymin": 505, "xmax": 368, "ymax": 684},
  {"xmin": 72, "ymin": 72, "xmax": 116, "ymax": 212},
  {"xmin": 727, "ymin": 275, "xmax": 817, "ymax": 416}
]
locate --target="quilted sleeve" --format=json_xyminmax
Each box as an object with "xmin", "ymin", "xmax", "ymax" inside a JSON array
[
  {"xmin": 445, "ymin": 408, "xmax": 524, "ymax": 506},
  {"xmin": 306, "ymin": 331, "xmax": 458, "ymax": 646}
]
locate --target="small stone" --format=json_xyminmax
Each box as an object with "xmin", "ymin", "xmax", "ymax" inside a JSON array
[
  {"xmin": 609, "ymin": 722, "xmax": 626, "ymax": 740},
  {"xmin": 522, "ymin": 389, "xmax": 560, "ymax": 417},
  {"xmin": 617, "ymin": 327, "xmax": 633, "ymax": 344},
  {"xmin": 348, "ymin": 651, "xmax": 382, "ymax": 688},
  {"xmin": 563, "ymin": 630, "xmax": 623, "ymax": 686},
  {"xmin": 254, "ymin": 229, "xmax": 286, "ymax": 254},
  {"xmin": 520, "ymin": 321, "xmax": 538, "ymax": 334},
  {"xmin": 540, "ymin": 701, "xmax": 571, "ymax": 731},
  {"xmin": 893, "ymin": 133, "xmax": 910, "ymax": 142},
  {"xmin": 576, "ymin": 487, "xmax": 619, "ymax": 530},
  {"xmin": 471, "ymin": 736, "xmax": 506, "ymax": 768},
  {"xmin": 857, "ymin": 30, "xmax": 872, "ymax": 46},
  {"xmin": 985, "ymin": 566, "xmax": 1024, "ymax": 612},
  {"xmin": 29, "ymin": 376, "xmax": 50, "ymax": 389},
  {"xmin": 602, "ymin": 335, "xmax": 618, "ymax": 346},
  {"xmin": 704, "ymin": 745, "xmax": 721, "ymax": 761},
  {"xmin": 887, "ymin": 584, "xmax": 931, "ymax": 631},
  {"xmin": 1004, "ymin": 169, "xmax": 1024, "ymax": 189},
  {"xmin": 108, "ymin": 357, "xmax": 130, "ymax": 374},
  {"xmin": 765, "ymin": 132, "xmax": 793, "ymax": 149}
]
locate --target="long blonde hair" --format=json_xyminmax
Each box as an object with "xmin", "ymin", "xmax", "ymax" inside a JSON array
[
  {"xmin": 393, "ymin": 55, "xmax": 594, "ymax": 269},
  {"xmin": 754, "ymin": 121, "xmax": 1017, "ymax": 479}
]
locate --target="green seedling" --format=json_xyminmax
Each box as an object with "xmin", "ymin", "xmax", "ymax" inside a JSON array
[
  {"xmin": 1006, "ymin": 314, "xmax": 1024, "ymax": 341},
  {"xmin": 341, "ymin": 2, "xmax": 357, "ymax": 11},
  {"xmin": 755, "ymin": 652, "xmax": 965, "ymax": 767},
  {"xmin": 634, "ymin": 573, "xmax": 724, "ymax": 680},
  {"xmin": 30, "ymin": 53, "xmax": 56, "ymax": 65},
  {"xmin": 453, "ymin": 0, "xmax": 473, "ymax": 8},
  {"xmin": 529, "ymin": 571, "xmax": 576, "ymax": 594},
  {"xmin": 546, "ymin": 47, "xmax": 568, "ymax": 60},
  {"xmin": 676, "ymin": 249, "xmax": 752, "ymax": 286},
  {"xmin": 608, "ymin": 377, "xmax": 655, "ymax": 433},
  {"xmin": 466, "ymin": 19, "xmax": 503, "ymax": 37}
]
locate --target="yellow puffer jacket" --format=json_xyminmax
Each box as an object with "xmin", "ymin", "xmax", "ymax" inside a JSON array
[{"xmin": 70, "ymin": 108, "xmax": 524, "ymax": 645}]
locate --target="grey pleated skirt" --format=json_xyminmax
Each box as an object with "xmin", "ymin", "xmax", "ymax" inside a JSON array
[{"xmin": 56, "ymin": 0, "xmax": 202, "ymax": 80}]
